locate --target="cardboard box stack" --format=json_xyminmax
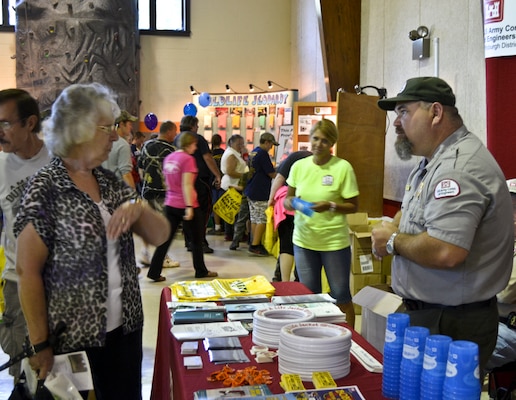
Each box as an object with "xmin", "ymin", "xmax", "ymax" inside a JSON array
[
  {"xmin": 353, "ymin": 284, "xmax": 404, "ymax": 354},
  {"xmin": 347, "ymin": 213, "xmax": 393, "ymax": 314}
]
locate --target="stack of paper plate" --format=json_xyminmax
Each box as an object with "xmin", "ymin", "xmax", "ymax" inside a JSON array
[
  {"xmin": 278, "ymin": 322, "xmax": 352, "ymax": 380},
  {"xmin": 252, "ymin": 306, "xmax": 315, "ymax": 349}
]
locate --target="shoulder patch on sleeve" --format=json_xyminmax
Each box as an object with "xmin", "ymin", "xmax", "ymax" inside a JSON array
[{"xmin": 434, "ymin": 179, "xmax": 460, "ymax": 199}]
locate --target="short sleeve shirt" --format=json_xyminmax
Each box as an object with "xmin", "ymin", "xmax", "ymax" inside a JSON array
[
  {"xmin": 287, "ymin": 156, "xmax": 359, "ymax": 251},
  {"xmin": 244, "ymin": 146, "xmax": 275, "ymax": 201},
  {"xmin": 163, "ymin": 151, "xmax": 199, "ymax": 208},
  {"xmin": 393, "ymin": 126, "xmax": 513, "ymax": 305},
  {"xmin": 13, "ymin": 158, "xmax": 142, "ymax": 353}
]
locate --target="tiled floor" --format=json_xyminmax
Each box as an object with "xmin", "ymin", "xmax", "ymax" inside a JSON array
[{"xmin": 0, "ymin": 232, "xmax": 493, "ymax": 399}]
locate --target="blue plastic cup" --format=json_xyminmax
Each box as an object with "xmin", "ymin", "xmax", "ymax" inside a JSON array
[
  {"xmin": 402, "ymin": 326, "xmax": 430, "ymax": 365},
  {"xmin": 385, "ymin": 313, "xmax": 410, "ymax": 348},
  {"xmin": 420, "ymin": 334, "xmax": 452, "ymax": 399},
  {"xmin": 442, "ymin": 386, "xmax": 480, "ymax": 400},
  {"xmin": 399, "ymin": 326, "xmax": 429, "ymax": 400},
  {"xmin": 442, "ymin": 340, "xmax": 481, "ymax": 398},
  {"xmin": 383, "ymin": 348, "xmax": 404, "ymax": 399},
  {"xmin": 399, "ymin": 386, "xmax": 420, "ymax": 400},
  {"xmin": 422, "ymin": 335, "xmax": 453, "ymax": 374},
  {"xmin": 291, "ymin": 197, "xmax": 314, "ymax": 217},
  {"xmin": 383, "ymin": 313, "xmax": 411, "ymax": 399},
  {"xmin": 420, "ymin": 384, "xmax": 445, "ymax": 400}
]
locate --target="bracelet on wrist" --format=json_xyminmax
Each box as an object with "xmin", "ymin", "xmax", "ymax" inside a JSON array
[{"xmin": 329, "ymin": 201, "xmax": 337, "ymax": 212}]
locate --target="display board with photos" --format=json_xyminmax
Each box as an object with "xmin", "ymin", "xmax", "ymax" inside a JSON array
[
  {"xmin": 192, "ymin": 90, "xmax": 298, "ymax": 163},
  {"xmin": 293, "ymin": 102, "xmax": 337, "ymax": 157}
]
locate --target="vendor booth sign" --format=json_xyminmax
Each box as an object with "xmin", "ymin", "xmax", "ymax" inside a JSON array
[{"xmin": 484, "ymin": 0, "xmax": 516, "ymax": 58}]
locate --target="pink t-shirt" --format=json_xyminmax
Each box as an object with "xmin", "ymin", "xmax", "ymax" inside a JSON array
[{"xmin": 163, "ymin": 151, "xmax": 199, "ymax": 208}]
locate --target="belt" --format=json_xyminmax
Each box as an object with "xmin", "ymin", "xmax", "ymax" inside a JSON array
[{"xmin": 402, "ymin": 296, "xmax": 496, "ymax": 312}]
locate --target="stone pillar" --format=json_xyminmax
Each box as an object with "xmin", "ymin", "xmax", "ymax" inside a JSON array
[{"xmin": 15, "ymin": 0, "xmax": 140, "ymax": 117}]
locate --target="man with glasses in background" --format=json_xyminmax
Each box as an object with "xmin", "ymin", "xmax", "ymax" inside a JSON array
[{"xmin": 0, "ymin": 89, "xmax": 51, "ymax": 382}]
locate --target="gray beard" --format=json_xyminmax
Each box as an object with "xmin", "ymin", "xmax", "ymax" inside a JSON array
[{"xmin": 395, "ymin": 136, "xmax": 413, "ymax": 161}]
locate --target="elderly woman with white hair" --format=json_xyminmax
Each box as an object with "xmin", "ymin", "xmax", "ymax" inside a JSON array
[{"xmin": 14, "ymin": 83, "xmax": 170, "ymax": 400}]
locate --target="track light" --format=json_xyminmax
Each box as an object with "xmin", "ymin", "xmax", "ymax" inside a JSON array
[
  {"xmin": 267, "ymin": 80, "xmax": 288, "ymax": 90},
  {"xmin": 225, "ymin": 84, "xmax": 235, "ymax": 93},
  {"xmin": 249, "ymin": 83, "xmax": 265, "ymax": 92},
  {"xmin": 189, "ymin": 85, "xmax": 198, "ymax": 95},
  {"xmin": 353, "ymin": 84, "xmax": 387, "ymax": 99}
]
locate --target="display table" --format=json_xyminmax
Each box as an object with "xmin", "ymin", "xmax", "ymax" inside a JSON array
[{"xmin": 150, "ymin": 282, "xmax": 386, "ymax": 400}]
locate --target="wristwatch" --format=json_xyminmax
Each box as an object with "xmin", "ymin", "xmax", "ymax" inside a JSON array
[
  {"xmin": 30, "ymin": 340, "xmax": 50, "ymax": 355},
  {"xmin": 386, "ymin": 232, "xmax": 399, "ymax": 255}
]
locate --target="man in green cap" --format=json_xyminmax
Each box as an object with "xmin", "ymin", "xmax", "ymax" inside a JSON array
[
  {"xmin": 371, "ymin": 76, "xmax": 513, "ymax": 373},
  {"xmin": 102, "ymin": 110, "xmax": 137, "ymax": 188}
]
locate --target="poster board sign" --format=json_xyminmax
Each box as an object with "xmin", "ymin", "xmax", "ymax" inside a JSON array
[
  {"xmin": 484, "ymin": 0, "xmax": 516, "ymax": 58},
  {"xmin": 275, "ymin": 125, "xmax": 294, "ymax": 164},
  {"xmin": 192, "ymin": 90, "xmax": 298, "ymax": 149}
]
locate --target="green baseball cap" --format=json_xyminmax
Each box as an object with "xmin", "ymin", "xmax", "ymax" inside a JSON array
[
  {"xmin": 378, "ymin": 77, "xmax": 456, "ymax": 111},
  {"xmin": 116, "ymin": 110, "xmax": 138, "ymax": 124}
]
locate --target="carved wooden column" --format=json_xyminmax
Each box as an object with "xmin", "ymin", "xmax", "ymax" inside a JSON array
[{"xmin": 15, "ymin": 0, "xmax": 139, "ymax": 116}]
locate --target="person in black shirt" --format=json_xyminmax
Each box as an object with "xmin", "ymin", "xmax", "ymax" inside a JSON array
[{"xmin": 137, "ymin": 121, "xmax": 180, "ymax": 268}]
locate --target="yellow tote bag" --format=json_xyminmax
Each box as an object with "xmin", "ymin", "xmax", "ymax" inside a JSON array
[
  {"xmin": 170, "ymin": 275, "xmax": 276, "ymax": 301},
  {"xmin": 213, "ymin": 187, "xmax": 242, "ymax": 225},
  {"xmin": 263, "ymin": 206, "xmax": 278, "ymax": 256}
]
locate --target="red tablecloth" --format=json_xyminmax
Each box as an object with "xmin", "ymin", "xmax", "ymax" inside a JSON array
[{"xmin": 150, "ymin": 282, "xmax": 386, "ymax": 400}]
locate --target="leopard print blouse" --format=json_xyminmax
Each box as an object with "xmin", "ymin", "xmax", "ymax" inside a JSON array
[{"xmin": 14, "ymin": 157, "xmax": 143, "ymax": 353}]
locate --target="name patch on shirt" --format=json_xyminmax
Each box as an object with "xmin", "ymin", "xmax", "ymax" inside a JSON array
[
  {"xmin": 434, "ymin": 179, "xmax": 460, "ymax": 199},
  {"xmin": 322, "ymin": 175, "xmax": 333, "ymax": 186}
]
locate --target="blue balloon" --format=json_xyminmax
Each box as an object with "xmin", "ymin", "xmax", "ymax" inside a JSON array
[
  {"xmin": 199, "ymin": 92, "xmax": 211, "ymax": 107},
  {"xmin": 144, "ymin": 113, "xmax": 158, "ymax": 130},
  {"xmin": 183, "ymin": 103, "xmax": 197, "ymax": 116}
]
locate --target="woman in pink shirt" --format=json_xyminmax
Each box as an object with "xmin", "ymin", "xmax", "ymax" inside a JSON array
[{"xmin": 148, "ymin": 132, "xmax": 218, "ymax": 281}]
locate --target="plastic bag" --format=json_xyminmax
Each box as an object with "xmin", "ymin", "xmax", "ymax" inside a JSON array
[
  {"xmin": 213, "ymin": 187, "xmax": 242, "ymax": 225},
  {"xmin": 263, "ymin": 206, "xmax": 278, "ymax": 256}
]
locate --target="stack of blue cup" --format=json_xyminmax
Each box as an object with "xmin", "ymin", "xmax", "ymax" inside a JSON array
[
  {"xmin": 420, "ymin": 334, "xmax": 452, "ymax": 399},
  {"xmin": 382, "ymin": 313, "xmax": 410, "ymax": 399},
  {"xmin": 442, "ymin": 340, "xmax": 481, "ymax": 400},
  {"xmin": 399, "ymin": 326, "xmax": 430, "ymax": 400}
]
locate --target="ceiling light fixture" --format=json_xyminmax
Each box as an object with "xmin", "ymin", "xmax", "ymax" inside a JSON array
[
  {"xmin": 225, "ymin": 84, "xmax": 235, "ymax": 93},
  {"xmin": 249, "ymin": 83, "xmax": 265, "ymax": 92},
  {"xmin": 189, "ymin": 85, "xmax": 198, "ymax": 95},
  {"xmin": 267, "ymin": 80, "xmax": 288, "ymax": 90}
]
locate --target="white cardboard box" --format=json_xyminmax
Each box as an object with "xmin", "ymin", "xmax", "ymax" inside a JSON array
[{"xmin": 353, "ymin": 285, "xmax": 404, "ymax": 354}]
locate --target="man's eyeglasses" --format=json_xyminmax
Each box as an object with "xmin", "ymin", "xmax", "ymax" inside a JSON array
[
  {"xmin": 0, "ymin": 119, "xmax": 26, "ymax": 132},
  {"xmin": 96, "ymin": 125, "xmax": 116, "ymax": 134}
]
